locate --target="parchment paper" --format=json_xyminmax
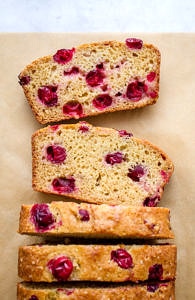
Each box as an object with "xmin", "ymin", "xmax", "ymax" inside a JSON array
[{"xmin": 0, "ymin": 33, "xmax": 194, "ymax": 299}]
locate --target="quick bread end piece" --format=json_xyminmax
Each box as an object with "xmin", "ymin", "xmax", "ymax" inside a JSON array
[
  {"xmin": 17, "ymin": 281, "xmax": 175, "ymax": 300},
  {"xmin": 19, "ymin": 38, "xmax": 160, "ymax": 124},
  {"xmin": 18, "ymin": 244, "xmax": 177, "ymax": 282},
  {"xmin": 18, "ymin": 202, "xmax": 174, "ymax": 239},
  {"xmin": 32, "ymin": 122, "xmax": 174, "ymax": 206}
]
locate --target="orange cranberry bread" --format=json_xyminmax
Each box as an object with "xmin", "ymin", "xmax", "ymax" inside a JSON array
[
  {"xmin": 32, "ymin": 122, "xmax": 173, "ymax": 206},
  {"xmin": 18, "ymin": 202, "xmax": 174, "ymax": 239},
  {"xmin": 17, "ymin": 281, "xmax": 175, "ymax": 300},
  {"xmin": 18, "ymin": 38, "xmax": 160, "ymax": 124},
  {"xmin": 18, "ymin": 244, "xmax": 176, "ymax": 282}
]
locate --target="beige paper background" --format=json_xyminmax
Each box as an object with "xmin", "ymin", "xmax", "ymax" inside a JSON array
[{"xmin": 0, "ymin": 33, "xmax": 194, "ymax": 299}]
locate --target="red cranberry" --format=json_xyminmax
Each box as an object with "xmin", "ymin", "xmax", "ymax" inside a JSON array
[
  {"xmin": 63, "ymin": 101, "xmax": 83, "ymax": 117},
  {"xmin": 19, "ymin": 75, "xmax": 31, "ymax": 85},
  {"xmin": 126, "ymin": 80, "xmax": 147, "ymax": 101},
  {"xmin": 160, "ymin": 170, "xmax": 169, "ymax": 182},
  {"xmin": 38, "ymin": 85, "xmax": 58, "ymax": 107},
  {"xmin": 64, "ymin": 67, "xmax": 79, "ymax": 76},
  {"xmin": 148, "ymin": 264, "xmax": 163, "ymax": 280},
  {"xmin": 47, "ymin": 256, "xmax": 73, "ymax": 281},
  {"xmin": 52, "ymin": 177, "xmax": 76, "ymax": 193},
  {"xmin": 115, "ymin": 92, "xmax": 122, "ymax": 96},
  {"xmin": 79, "ymin": 209, "xmax": 90, "ymax": 221},
  {"xmin": 100, "ymin": 84, "xmax": 108, "ymax": 92},
  {"xmin": 149, "ymin": 90, "xmax": 158, "ymax": 98},
  {"xmin": 143, "ymin": 195, "xmax": 160, "ymax": 207},
  {"xmin": 30, "ymin": 204, "xmax": 55, "ymax": 232},
  {"xmin": 46, "ymin": 145, "xmax": 66, "ymax": 164},
  {"xmin": 127, "ymin": 165, "xmax": 145, "ymax": 182},
  {"xmin": 105, "ymin": 152, "xmax": 124, "ymax": 165},
  {"xmin": 147, "ymin": 283, "xmax": 159, "ymax": 292},
  {"xmin": 147, "ymin": 71, "xmax": 156, "ymax": 82},
  {"xmin": 53, "ymin": 48, "xmax": 75, "ymax": 65},
  {"xmin": 57, "ymin": 288, "xmax": 74, "ymax": 295},
  {"xmin": 111, "ymin": 249, "xmax": 133, "ymax": 269},
  {"xmin": 78, "ymin": 124, "xmax": 89, "ymax": 133},
  {"xmin": 118, "ymin": 130, "xmax": 133, "ymax": 138},
  {"xmin": 50, "ymin": 125, "xmax": 59, "ymax": 131},
  {"xmin": 96, "ymin": 63, "xmax": 104, "ymax": 69},
  {"xmin": 86, "ymin": 69, "xmax": 105, "ymax": 87},
  {"xmin": 29, "ymin": 296, "xmax": 39, "ymax": 300},
  {"xmin": 92, "ymin": 94, "xmax": 112, "ymax": 110},
  {"xmin": 126, "ymin": 38, "xmax": 143, "ymax": 49}
]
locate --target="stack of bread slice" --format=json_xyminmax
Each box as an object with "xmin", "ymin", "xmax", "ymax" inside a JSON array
[{"xmin": 17, "ymin": 38, "xmax": 176, "ymax": 300}]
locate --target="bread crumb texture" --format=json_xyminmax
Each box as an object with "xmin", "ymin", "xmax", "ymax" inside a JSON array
[
  {"xmin": 32, "ymin": 122, "xmax": 174, "ymax": 206},
  {"xmin": 19, "ymin": 39, "xmax": 160, "ymax": 124}
]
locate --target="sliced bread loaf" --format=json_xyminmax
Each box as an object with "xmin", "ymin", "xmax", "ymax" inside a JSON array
[
  {"xmin": 18, "ymin": 202, "xmax": 174, "ymax": 239},
  {"xmin": 32, "ymin": 122, "xmax": 174, "ymax": 206},
  {"xmin": 19, "ymin": 38, "xmax": 160, "ymax": 124},
  {"xmin": 18, "ymin": 244, "xmax": 176, "ymax": 282}
]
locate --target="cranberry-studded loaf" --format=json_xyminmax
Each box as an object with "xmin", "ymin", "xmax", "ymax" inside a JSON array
[
  {"xmin": 18, "ymin": 38, "xmax": 160, "ymax": 124},
  {"xmin": 18, "ymin": 202, "xmax": 174, "ymax": 239},
  {"xmin": 17, "ymin": 281, "xmax": 175, "ymax": 300},
  {"xmin": 18, "ymin": 244, "xmax": 176, "ymax": 282},
  {"xmin": 32, "ymin": 122, "xmax": 174, "ymax": 206}
]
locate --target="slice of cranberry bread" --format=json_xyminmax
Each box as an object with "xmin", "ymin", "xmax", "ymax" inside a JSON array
[
  {"xmin": 32, "ymin": 122, "xmax": 173, "ymax": 206},
  {"xmin": 18, "ymin": 38, "xmax": 160, "ymax": 124},
  {"xmin": 17, "ymin": 281, "xmax": 175, "ymax": 300},
  {"xmin": 18, "ymin": 202, "xmax": 174, "ymax": 239},
  {"xmin": 18, "ymin": 244, "xmax": 176, "ymax": 282}
]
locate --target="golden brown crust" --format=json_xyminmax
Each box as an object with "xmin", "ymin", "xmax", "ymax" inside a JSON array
[
  {"xmin": 18, "ymin": 202, "xmax": 174, "ymax": 239},
  {"xmin": 32, "ymin": 122, "xmax": 174, "ymax": 206},
  {"xmin": 17, "ymin": 281, "xmax": 175, "ymax": 300},
  {"xmin": 18, "ymin": 244, "xmax": 177, "ymax": 282},
  {"xmin": 19, "ymin": 39, "xmax": 161, "ymax": 124}
]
